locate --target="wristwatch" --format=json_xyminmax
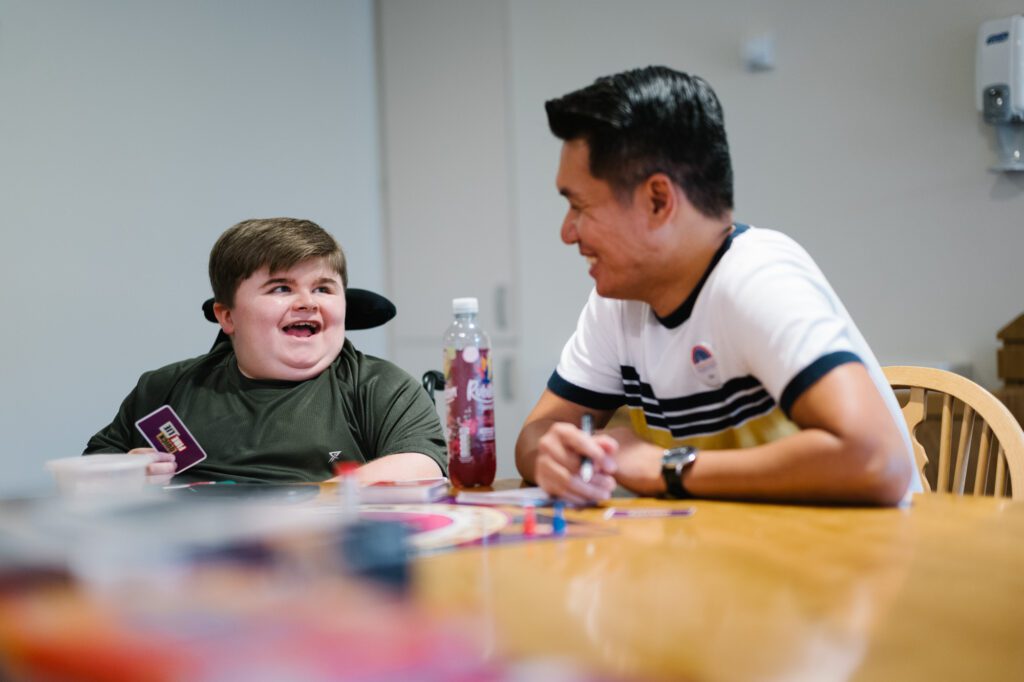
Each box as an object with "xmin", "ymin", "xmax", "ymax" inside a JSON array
[{"xmin": 661, "ymin": 446, "xmax": 698, "ymax": 499}]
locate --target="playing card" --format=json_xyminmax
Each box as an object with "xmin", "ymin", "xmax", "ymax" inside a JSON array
[{"xmin": 134, "ymin": 405, "xmax": 208, "ymax": 474}]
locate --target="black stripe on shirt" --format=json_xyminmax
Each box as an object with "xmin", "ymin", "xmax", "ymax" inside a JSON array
[
  {"xmin": 622, "ymin": 367, "xmax": 764, "ymax": 412},
  {"xmin": 547, "ymin": 370, "xmax": 626, "ymax": 410},
  {"xmin": 621, "ymin": 365, "xmax": 778, "ymax": 437},
  {"xmin": 641, "ymin": 392, "xmax": 777, "ymax": 438},
  {"xmin": 779, "ymin": 351, "xmax": 863, "ymax": 418},
  {"xmin": 626, "ymin": 385, "xmax": 773, "ymax": 423}
]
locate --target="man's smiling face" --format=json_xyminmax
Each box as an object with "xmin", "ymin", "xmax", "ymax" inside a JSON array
[
  {"xmin": 214, "ymin": 257, "xmax": 347, "ymax": 381},
  {"xmin": 556, "ymin": 139, "xmax": 653, "ymax": 301}
]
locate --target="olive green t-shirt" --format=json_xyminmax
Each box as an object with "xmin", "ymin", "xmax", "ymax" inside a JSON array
[{"xmin": 85, "ymin": 340, "xmax": 447, "ymax": 483}]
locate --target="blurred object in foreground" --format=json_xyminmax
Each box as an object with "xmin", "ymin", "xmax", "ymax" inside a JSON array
[
  {"xmin": 0, "ymin": 492, "xmax": 628, "ymax": 681},
  {"xmin": 46, "ymin": 454, "xmax": 156, "ymax": 498}
]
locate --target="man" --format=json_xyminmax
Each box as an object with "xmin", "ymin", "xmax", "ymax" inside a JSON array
[
  {"xmin": 86, "ymin": 217, "xmax": 446, "ymax": 484},
  {"xmin": 515, "ymin": 66, "xmax": 918, "ymax": 506}
]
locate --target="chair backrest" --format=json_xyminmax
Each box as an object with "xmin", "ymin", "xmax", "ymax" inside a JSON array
[
  {"xmin": 884, "ymin": 365, "xmax": 1024, "ymax": 499},
  {"xmin": 201, "ymin": 289, "xmax": 445, "ymax": 405},
  {"xmin": 202, "ymin": 288, "xmax": 397, "ymax": 348}
]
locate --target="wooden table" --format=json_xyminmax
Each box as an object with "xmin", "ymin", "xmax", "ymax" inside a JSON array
[
  {"xmin": 2, "ymin": 488, "xmax": 1021, "ymax": 680},
  {"xmin": 414, "ymin": 493, "xmax": 1024, "ymax": 681}
]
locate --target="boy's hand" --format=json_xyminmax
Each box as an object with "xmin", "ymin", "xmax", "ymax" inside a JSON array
[{"xmin": 129, "ymin": 448, "xmax": 177, "ymax": 484}]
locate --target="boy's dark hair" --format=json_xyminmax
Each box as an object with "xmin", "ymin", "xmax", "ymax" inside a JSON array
[
  {"xmin": 209, "ymin": 218, "xmax": 347, "ymax": 307},
  {"xmin": 545, "ymin": 65, "xmax": 733, "ymax": 219}
]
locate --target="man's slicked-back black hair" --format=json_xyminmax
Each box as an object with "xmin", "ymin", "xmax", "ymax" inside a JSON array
[{"xmin": 545, "ymin": 66, "xmax": 733, "ymax": 219}]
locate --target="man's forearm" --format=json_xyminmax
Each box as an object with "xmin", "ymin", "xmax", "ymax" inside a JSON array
[
  {"xmin": 690, "ymin": 429, "xmax": 910, "ymax": 504},
  {"xmin": 612, "ymin": 426, "xmax": 911, "ymax": 505}
]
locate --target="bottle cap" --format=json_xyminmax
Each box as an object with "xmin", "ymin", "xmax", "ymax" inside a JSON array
[{"xmin": 452, "ymin": 297, "xmax": 479, "ymax": 314}]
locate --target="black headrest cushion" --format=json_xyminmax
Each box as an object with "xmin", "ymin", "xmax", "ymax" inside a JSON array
[{"xmin": 202, "ymin": 288, "xmax": 396, "ymax": 331}]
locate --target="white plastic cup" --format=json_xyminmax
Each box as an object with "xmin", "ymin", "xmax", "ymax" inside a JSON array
[{"xmin": 46, "ymin": 454, "xmax": 157, "ymax": 496}]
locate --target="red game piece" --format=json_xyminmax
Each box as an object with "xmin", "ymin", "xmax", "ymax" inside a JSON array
[{"xmin": 523, "ymin": 505, "xmax": 537, "ymax": 536}]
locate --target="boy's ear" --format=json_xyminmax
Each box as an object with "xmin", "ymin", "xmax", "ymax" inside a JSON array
[{"xmin": 212, "ymin": 302, "xmax": 235, "ymax": 335}]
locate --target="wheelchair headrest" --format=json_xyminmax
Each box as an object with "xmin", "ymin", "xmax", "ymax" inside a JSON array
[{"xmin": 202, "ymin": 288, "xmax": 396, "ymax": 331}]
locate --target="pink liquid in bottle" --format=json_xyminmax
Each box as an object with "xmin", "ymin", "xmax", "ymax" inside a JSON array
[{"xmin": 443, "ymin": 298, "xmax": 496, "ymax": 487}]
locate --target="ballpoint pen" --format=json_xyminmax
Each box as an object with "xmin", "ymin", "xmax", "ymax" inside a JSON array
[{"xmin": 579, "ymin": 413, "xmax": 594, "ymax": 483}]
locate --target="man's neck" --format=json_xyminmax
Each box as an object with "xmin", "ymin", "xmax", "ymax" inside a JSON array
[{"xmin": 646, "ymin": 220, "xmax": 734, "ymax": 318}]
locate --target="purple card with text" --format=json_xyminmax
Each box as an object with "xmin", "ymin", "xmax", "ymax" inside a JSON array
[{"xmin": 134, "ymin": 405, "xmax": 208, "ymax": 474}]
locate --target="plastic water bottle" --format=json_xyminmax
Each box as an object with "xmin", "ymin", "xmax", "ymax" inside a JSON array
[{"xmin": 443, "ymin": 297, "xmax": 496, "ymax": 487}]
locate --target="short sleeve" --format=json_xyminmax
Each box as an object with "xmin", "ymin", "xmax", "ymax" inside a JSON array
[
  {"xmin": 84, "ymin": 386, "xmax": 146, "ymax": 454},
  {"xmin": 548, "ymin": 289, "xmax": 627, "ymax": 410},
  {"xmin": 84, "ymin": 367, "xmax": 181, "ymax": 454},
  {"xmin": 357, "ymin": 360, "xmax": 448, "ymax": 475},
  {"xmin": 720, "ymin": 236, "xmax": 862, "ymax": 416}
]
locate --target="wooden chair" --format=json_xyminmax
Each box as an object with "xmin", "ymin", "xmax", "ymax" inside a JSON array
[{"xmin": 884, "ymin": 365, "xmax": 1024, "ymax": 499}]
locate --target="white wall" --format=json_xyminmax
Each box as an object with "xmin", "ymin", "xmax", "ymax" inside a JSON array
[
  {"xmin": 376, "ymin": 0, "xmax": 524, "ymax": 479},
  {"xmin": 0, "ymin": 0, "xmax": 385, "ymax": 495},
  {"xmin": 507, "ymin": 0, "xmax": 1024, "ymax": 414}
]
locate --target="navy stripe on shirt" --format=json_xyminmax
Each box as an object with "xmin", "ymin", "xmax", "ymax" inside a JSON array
[
  {"xmin": 779, "ymin": 351, "xmax": 863, "ymax": 417},
  {"xmin": 550, "ymin": 366, "xmax": 779, "ymax": 438},
  {"xmin": 547, "ymin": 370, "xmax": 626, "ymax": 410}
]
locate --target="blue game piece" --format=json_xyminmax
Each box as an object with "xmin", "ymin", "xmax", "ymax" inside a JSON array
[{"xmin": 552, "ymin": 501, "xmax": 567, "ymax": 535}]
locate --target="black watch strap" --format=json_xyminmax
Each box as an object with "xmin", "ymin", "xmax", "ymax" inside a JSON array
[{"xmin": 661, "ymin": 446, "xmax": 698, "ymax": 499}]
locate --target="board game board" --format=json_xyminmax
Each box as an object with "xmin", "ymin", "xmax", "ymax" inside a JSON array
[{"xmin": 356, "ymin": 503, "xmax": 612, "ymax": 553}]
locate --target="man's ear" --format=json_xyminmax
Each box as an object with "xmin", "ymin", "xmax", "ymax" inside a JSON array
[
  {"xmin": 212, "ymin": 302, "xmax": 235, "ymax": 335},
  {"xmin": 644, "ymin": 173, "xmax": 676, "ymax": 226}
]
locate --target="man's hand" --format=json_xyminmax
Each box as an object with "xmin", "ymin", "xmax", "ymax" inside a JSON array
[
  {"xmin": 534, "ymin": 422, "xmax": 619, "ymax": 505},
  {"xmin": 128, "ymin": 447, "xmax": 177, "ymax": 485},
  {"xmin": 599, "ymin": 426, "xmax": 670, "ymax": 497}
]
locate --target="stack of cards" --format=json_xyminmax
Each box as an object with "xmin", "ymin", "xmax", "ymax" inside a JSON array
[{"xmin": 359, "ymin": 478, "xmax": 450, "ymax": 504}]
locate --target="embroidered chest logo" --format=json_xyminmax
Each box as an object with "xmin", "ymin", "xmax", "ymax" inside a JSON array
[
  {"xmin": 328, "ymin": 451, "xmax": 343, "ymax": 463},
  {"xmin": 691, "ymin": 343, "xmax": 720, "ymax": 385}
]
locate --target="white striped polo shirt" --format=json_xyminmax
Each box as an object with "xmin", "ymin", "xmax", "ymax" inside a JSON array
[{"xmin": 549, "ymin": 224, "xmax": 920, "ymax": 494}]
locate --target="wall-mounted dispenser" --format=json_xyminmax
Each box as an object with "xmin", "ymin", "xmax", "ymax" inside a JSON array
[{"xmin": 977, "ymin": 15, "xmax": 1024, "ymax": 171}]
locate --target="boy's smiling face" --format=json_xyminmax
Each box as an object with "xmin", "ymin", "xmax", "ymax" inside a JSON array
[{"xmin": 213, "ymin": 257, "xmax": 346, "ymax": 381}]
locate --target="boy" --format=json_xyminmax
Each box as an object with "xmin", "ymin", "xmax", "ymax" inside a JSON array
[{"xmin": 85, "ymin": 218, "xmax": 446, "ymax": 484}]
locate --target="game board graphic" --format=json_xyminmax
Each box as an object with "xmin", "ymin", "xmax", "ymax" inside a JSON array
[{"xmin": 357, "ymin": 504, "xmax": 614, "ymax": 554}]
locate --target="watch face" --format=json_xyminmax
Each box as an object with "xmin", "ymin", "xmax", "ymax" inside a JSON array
[
  {"xmin": 661, "ymin": 447, "xmax": 696, "ymax": 499},
  {"xmin": 663, "ymin": 447, "xmax": 696, "ymax": 468},
  {"xmin": 663, "ymin": 452, "xmax": 682, "ymax": 466}
]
